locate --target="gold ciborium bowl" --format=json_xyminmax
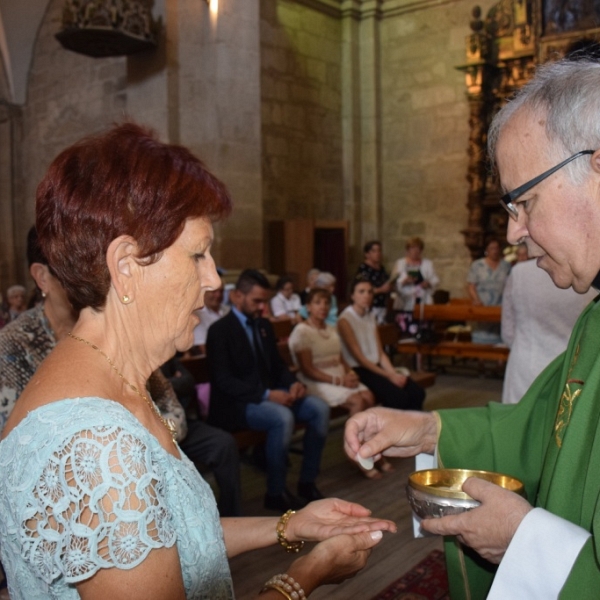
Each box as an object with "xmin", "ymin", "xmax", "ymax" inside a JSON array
[{"xmin": 406, "ymin": 468, "xmax": 524, "ymax": 519}]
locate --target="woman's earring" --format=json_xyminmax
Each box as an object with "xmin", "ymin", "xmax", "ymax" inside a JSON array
[
  {"xmin": 41, "ymin": 291, "xmax": 47, "ymax": 299},
  {"xmin": 122, "ymin": 295, "xmax": 130, "ymax": 304}
]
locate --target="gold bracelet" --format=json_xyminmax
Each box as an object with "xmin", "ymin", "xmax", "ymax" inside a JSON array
[
  {"xmin": 276, "ymin": 509, "xmax": 305, "ymax": 553},
  {"xmin": 261, "ymin": 583, "xmax": 293, "ymax": 600},
  {"xmin": 261, "ymin": 574, "xmax": 306, "ymax": 599}
]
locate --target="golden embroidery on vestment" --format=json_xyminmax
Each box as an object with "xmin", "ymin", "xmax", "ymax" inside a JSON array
[{"xmin": 554, "ymin": 344, "xmax": 583, "ymax": 448}]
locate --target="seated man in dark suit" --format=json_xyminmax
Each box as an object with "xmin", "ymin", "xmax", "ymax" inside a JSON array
[
  {"xmin": 158, "ymin": 356, "xmax": 242, "ymax": 517},
  {"xmin": 207, "ymin": 269, "xmax": 330, "ymax": 511}
]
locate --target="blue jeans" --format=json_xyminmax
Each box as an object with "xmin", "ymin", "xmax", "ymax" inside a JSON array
[{"xmin": 245, "ymin": 395, "xmax": 330, "ymax": 496}]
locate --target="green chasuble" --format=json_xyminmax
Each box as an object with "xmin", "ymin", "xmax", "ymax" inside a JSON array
[{"xmin": 437, "ymin": 295, "xmax": 600, "ymax": 599}]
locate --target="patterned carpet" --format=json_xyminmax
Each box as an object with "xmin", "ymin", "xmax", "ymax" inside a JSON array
[{"xmin": 370, "ymin": 549, "xmax": 449, "ymax": 600}]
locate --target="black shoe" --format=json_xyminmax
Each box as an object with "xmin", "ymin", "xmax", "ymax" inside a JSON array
[
  {"xmin": 264, "ymin": 489, "xmax": 307, "ymax": 512},
  {"xmin": 297, "ymin": 481, "xmax": 324, "ymax": 503}
]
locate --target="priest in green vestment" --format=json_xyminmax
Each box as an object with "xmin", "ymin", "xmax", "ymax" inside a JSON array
[{"xmin": 346, "ymin": 58, "xmax": 600, "ymax": 599}]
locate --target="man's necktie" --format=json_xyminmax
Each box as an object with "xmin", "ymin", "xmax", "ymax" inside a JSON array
[{"xmin": 247, "ymin": 317, "xmax": 271, "ymax": 389}]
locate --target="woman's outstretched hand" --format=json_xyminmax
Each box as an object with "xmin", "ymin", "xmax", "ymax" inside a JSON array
[
  {"xmin": 286, "ymin": 498, "xmax": 396, "ymax": 542},
  {"xmin": 268, "ymin": 530, "xmax": 385, "ymax": 598}
]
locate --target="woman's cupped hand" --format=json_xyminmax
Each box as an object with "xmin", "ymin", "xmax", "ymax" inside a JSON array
[{"xmin": 286, "ymin": 498, "xmax": 396, "ymax": 543}]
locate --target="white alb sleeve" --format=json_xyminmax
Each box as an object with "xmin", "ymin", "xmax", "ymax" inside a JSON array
[{"xmin": 488, "ymin": 507, "xmax": 590, "ymax": 599}]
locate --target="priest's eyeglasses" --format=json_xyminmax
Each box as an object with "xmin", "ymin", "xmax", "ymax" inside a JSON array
[{"xmin": 500, "ymin": 150, "xmax": 595, "ymax": 221}]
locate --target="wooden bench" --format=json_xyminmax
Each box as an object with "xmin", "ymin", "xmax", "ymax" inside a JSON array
[
  {"xmin": 415, "ymin": 302, "xmax": 502, "ymax": 323},
  {"xmin": 269, "ymin": 318, "xmax": 294, "ymax": 340},
  {"xmin": 396, "ymin": 301, "xmax": 508, "ymax": 370},
  {"xmin": 397, "ymin": 340, "xmax": 509, "ymax": 361}
]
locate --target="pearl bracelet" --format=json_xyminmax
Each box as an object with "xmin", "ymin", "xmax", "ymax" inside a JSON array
[
  {"xmin": 276, "ymin": 509, "xmax": 305, "ymax": 553},
  {"xmin": 261, "ymin": 573, "xmax": 306, "ymax": 600}
]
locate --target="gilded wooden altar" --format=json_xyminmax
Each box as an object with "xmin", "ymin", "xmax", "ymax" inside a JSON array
[{"xmin": 457, "ymin": 0, "xmax": 600, "ymax": 259}]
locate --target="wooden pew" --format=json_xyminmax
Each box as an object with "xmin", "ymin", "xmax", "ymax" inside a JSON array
[
  {"xmin": 270, "ymin": 318, "xmax": 294, "ymax": 340},
  {"xmin": 396, "ymin": 301, "xmax": 508, "ymax": 368},
  {"xmin": 413, "ymin": 303, "xmax": 502, "ymax": 323},
  {"xmin": 397, "ymin": 340, "xmax": 509, "ymax": 361}
]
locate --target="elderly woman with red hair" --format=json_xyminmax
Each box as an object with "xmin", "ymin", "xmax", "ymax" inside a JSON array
[{"xmin": 0, "ymin": 124, "xmax": 394, "ymax": 600}]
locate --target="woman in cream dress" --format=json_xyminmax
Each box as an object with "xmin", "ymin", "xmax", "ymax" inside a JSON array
[{"xmin": 289, "ymin": 289, "xmax": 374, "ymax": 415}]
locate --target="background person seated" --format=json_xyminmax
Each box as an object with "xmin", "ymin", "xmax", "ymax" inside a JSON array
[
  {"xmin": 191, "ymin": 280, "xmax": 229, "ymax": 355},
  {"xmin": 337, "ymin": 278, "xmax": 425, "ymax": 411},
  {"xmin": 5, "ymin": 285, "xmax": 26, "ymax": 323},
  {"xmin": 206, "ymin": 269, "xmax": 330, "ymax": 512},
  {"xmin": 299, "ymin": 268, "xmax": 320, "ymax": 305},
  {"xmin": 159, "ymin": 356, "xmax": 242, "ymax": 516},
  {"xmin": 299, "ymin": 271, "xmax": 339, "ymax": 325},
  {"xmin": 289, "ymin": 287, "xmax": 390, "ymax": 479},
  {"xmin": 0, "ymin": 227, "xmax": 78, "ymax": 432},
  {"xmin": 289, "ymin": 288, "xmax": 374, "ymax": 417},
  {"xmin": 270, "ymin": 274, "xmax": 302, "ymax": 323}
]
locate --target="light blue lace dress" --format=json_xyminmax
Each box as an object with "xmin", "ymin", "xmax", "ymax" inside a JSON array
[{"xmin": 0, "ymin": 397, "xmax": 234, "ymax": 599}]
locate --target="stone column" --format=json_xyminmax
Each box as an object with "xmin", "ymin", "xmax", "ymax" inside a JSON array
[
  {"xmin": 174, "ymin": 0, "xmax": 263, "ymax": 269},
  {"xmin": 341, "ymin": 0, "xmax": 383, "ymax": 264},
  {"xmin": 341, "ymin": 1, "xmax": 361, "ymax": 262},
  {"xmin": 358, "ymin": 0, "xmax": 383, "ymax": 244}
]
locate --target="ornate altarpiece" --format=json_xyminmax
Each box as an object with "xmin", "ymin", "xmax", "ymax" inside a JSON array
[{"xmin": 457, "ymin": 0, "xmax": 600, "ymax": 259}]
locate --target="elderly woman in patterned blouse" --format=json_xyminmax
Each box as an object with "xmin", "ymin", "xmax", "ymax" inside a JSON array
[{"xmin": 0, "ymin": 124, "xmax": 394, "ymax": 600}]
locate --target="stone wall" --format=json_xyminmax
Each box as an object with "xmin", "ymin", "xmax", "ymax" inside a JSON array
[
  {"xmin": 260, "ymin": 0, "xmax": 344, "ymax": 223},
  {"xmin": 379, "ymin": 0, "xmax": 498, "ymax": 299},
  {"xmin": 259, "ymin": 0, "xmax": 499, "ymax": 299},
  {"xmin": 173, "ymin": 0, "xmax": 263, "ymax": 269}
]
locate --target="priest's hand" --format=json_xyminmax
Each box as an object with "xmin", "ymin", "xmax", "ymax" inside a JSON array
[
  {"xmin": 420, "ymin": 477, "xmax": 532, "ymax": 564},
  {"xmin": 344, "ymin": 407, "xmax": 439, "ymax": 462}
]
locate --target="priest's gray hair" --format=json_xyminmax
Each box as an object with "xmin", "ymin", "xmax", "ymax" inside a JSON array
[{"xmin": 488, "ymin": 59, "xmax": 600, "ymax": 186}]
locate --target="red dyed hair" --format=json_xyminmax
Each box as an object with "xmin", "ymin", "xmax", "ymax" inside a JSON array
[{"xmin": 36, "ymin": 123, "xmax": 232, "ymax": 311}]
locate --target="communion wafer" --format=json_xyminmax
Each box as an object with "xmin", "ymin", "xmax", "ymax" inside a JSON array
[{"xmin": 356, "ymin": 453, "xmax": 374, "ymax": 470}]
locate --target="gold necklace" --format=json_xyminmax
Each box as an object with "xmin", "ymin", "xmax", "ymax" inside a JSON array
[{"xmin": 67, "ymin": 332, "xmax": 177, "ymax": 444}]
